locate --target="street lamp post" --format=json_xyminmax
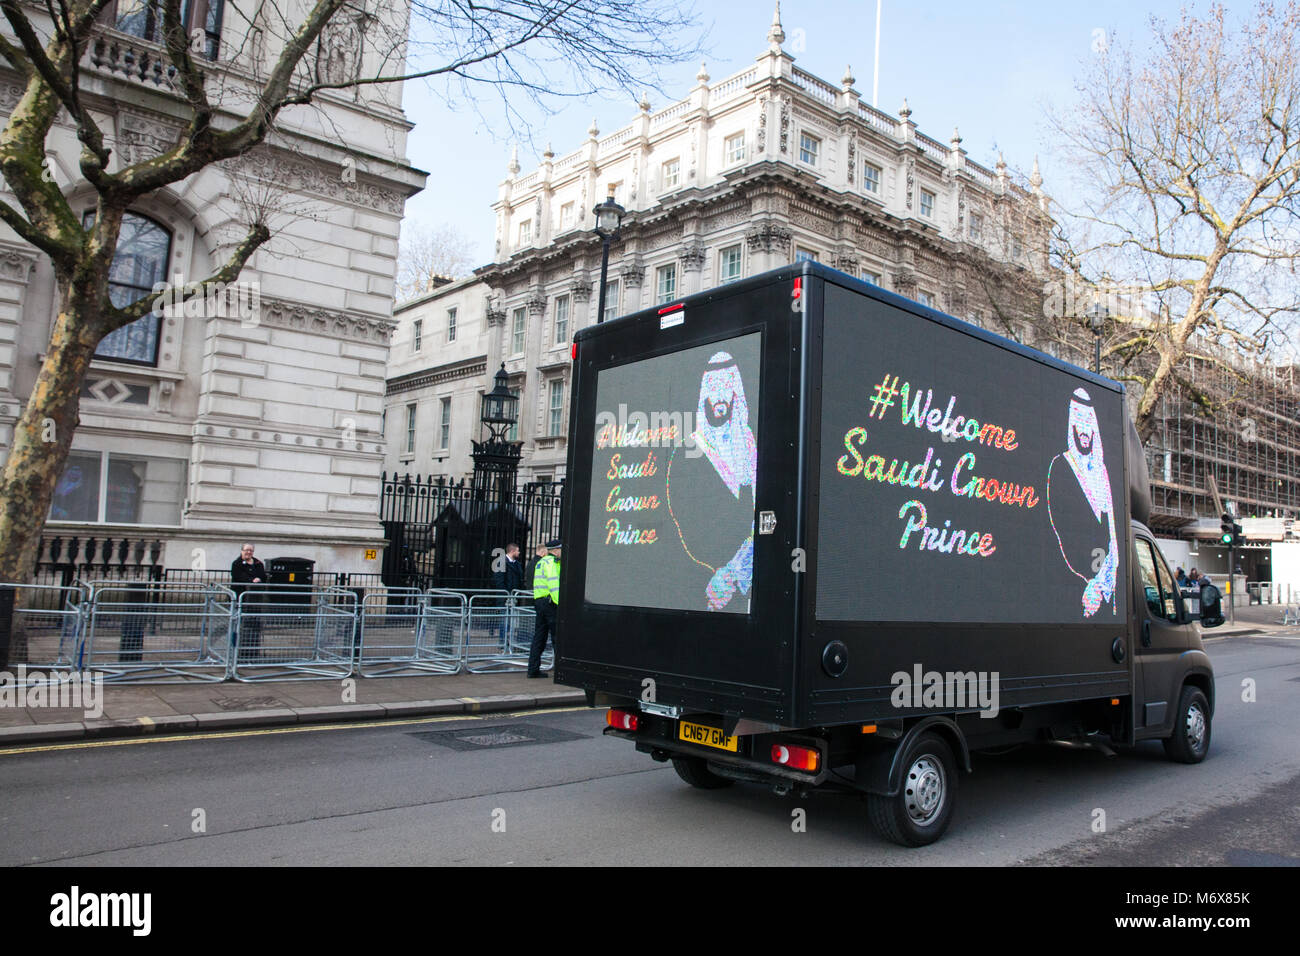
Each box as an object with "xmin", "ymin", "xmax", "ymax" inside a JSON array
[
  {"xmin": 593, "ymin": 186, "xmax": 626, "ymax": 324},
  {"xmin": 1085, "ymin": 302, "xmax": 1108, "ymax": 374},
  {"xmin": 470, "ymin": 364, "xmax": 522, "ymax": 584}
]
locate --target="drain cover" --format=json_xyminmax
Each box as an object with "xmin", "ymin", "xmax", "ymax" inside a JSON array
[
  {"xmin": 409, "ymin": 722, "xmax": 587, "ymax": 751},
  {"xmin": 211, "ymin": 696, "xmax": 283, "ymax": 711}
]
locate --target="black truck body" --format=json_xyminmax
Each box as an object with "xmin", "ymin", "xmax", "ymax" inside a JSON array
[{"xmin": 557, "ymin": 263, "xmax": 1219, "ymax": 845}]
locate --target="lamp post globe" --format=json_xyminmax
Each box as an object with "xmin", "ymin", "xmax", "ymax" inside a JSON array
[{"xmin": 1085, "ymin": 302, "xmax": 1109, "ymax": 373}]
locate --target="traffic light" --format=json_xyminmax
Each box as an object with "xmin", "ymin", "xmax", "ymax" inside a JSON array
[
  {"xmin": 1233, "ymin": 519, "xmax": 1245, "ymax": 546},
  {"xmin": 1220, "ymin": 513, "xmax": 1235, "ymax": 546}
]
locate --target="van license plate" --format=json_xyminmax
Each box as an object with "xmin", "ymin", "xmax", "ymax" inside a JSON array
[{"xmin": 678, "ymin": 720, "xmax": 738, "ymax": 752}]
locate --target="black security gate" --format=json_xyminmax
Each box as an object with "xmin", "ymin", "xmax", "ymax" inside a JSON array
[{"xmin": 379, "ymin": 474, "xmax": 565, "ymax": 590}]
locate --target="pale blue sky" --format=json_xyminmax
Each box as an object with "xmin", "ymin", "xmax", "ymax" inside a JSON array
[{"xmin": 399, "ymin": 0, "xmax": 1220, "ymax": 265}]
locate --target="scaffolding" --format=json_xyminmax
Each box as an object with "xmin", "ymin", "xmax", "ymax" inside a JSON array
[{"xmin": 1145, "ymin": 353, "xmax": 1300, "ymax": 526}]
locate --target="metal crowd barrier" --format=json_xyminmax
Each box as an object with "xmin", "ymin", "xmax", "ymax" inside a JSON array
[
  {"xmin": 1279, "ymin": 604, "xmax": 1299, "ymax": 626},
  {"xmin": 462, "ymin": 588, "xmax": 548, "ymax": 673},
  {"xmin": 229, "ymin": 585, "xmax": 358, "ymax": 682},
  {"xmin": 0, "ymin": 582, "xmax": 87, "ymax": 676},
  {"xmin": 79, "ymin": 581, "xmax": 234, "ymax": 683},
  {"xmin": 355, "ymin": 588, "xmax": 462, "ymax": 677}
]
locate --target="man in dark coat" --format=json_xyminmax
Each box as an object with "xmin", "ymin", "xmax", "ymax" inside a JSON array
[
  {"xmin": 492, "ymin": 543, "xmax": 526, "ymax": 646},
  {"xmin": 492, "ymin": 542, "xmax": 526, "ymax": 593},
  {"xmin": 230, "ymin": 544, "xmax": 267, "ymax": 660}
]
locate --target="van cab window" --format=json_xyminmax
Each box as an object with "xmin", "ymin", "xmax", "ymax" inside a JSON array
[{"xmin": 1136, "ymin": 539, "xmax": 1178, "ymax": 622}]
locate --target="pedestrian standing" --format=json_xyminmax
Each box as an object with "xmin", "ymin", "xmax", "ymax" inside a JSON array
[
  {"xmin": 231, "ymin": 544, "xmax": 267, "ymax": 660},
  {"xmin": 528, "ymin": 539, "xmax": 561, "ymax": 678},
  {"xmin": 493, "ymin": 543, "xmax": 525, "ymax": 646}
]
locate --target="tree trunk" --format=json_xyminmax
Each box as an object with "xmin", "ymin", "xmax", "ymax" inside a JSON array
[{"xmin": 0, "ymin": 289, "xmax": 102, "ymax": 585}]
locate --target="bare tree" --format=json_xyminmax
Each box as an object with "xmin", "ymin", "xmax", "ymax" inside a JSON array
[
  {"xmin": 1047, "ymin": 1, "xmax": 1300, "ymax": 441},
  {"xmin": 395, "ymin": 221, "xmax": 477, "ymax": 299},
  {"xmin": 0, "ymin": 0, "xmax": 702, "ymax": 584}
]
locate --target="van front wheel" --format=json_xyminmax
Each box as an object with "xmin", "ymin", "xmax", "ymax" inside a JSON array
[
  {"xmin": 1163, "ymin": 686, "xmax": 1211, "ymax": 764},
  {"xmin": 867, "ymin": 733, "xmax": 957, "ymax": 847}
]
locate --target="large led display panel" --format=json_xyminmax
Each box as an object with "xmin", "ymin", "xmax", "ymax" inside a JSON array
[
  {"xmin": 816, "ymin": 286, "xmax": 1128, "ymax": 625},
  {"xmin": 584, "ymin": 332, "xmax": 762, "ymax": 614}
]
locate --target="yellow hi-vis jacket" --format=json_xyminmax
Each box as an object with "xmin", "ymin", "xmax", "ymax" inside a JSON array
[{"xmin": 533, "ymin": 554, "xmax": 560, "ymax": 604}]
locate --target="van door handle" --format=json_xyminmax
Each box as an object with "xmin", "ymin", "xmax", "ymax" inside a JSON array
[{"xmin": 1141, "ymin": 620, "xmax": 1151, "ymax": 648}]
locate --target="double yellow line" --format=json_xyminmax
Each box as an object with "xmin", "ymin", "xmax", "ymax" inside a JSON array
[{"xmin": 0, "ymin": 705, "xmax": 592, "ymax": 757}]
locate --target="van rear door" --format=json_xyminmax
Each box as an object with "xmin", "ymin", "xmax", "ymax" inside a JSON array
[{"xmin": 556, "ymin": 271, "xmax": 807, "ymax": 725}]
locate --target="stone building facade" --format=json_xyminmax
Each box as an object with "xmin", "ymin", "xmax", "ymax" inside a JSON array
[
  {"xmin": 449, "ymin": 9, "xmax": 1051, "ymax": 482},
  {"xmin": 1, "ymin": 3, "xmax": 425, "ymax": 576}
]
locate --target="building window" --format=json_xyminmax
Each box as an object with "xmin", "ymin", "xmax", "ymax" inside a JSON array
[
  {"xmin": 863, "ymin": 162, "xmax": 882, "ymax": 194},
  {"xmin": 662, "ymin": 158, "xmax": 680, "ymax": 190},
  {"xmin": 725, "ymin": 132, "xmax": 746, "ymax": 164},
  {"xmin": 405, "ymin": 404, "xmax": 417, "ymax": 454},
  {"xmin": 656, "ymin": 263, "xmax": 677, "ymax": 304},
  {"xmin": 446, "ymin": 308, "xmax": 456, "ymax": 342},
  {"xmin": 517, "ymin": 219, "xmax": 533, "ymax": 245},
  {"xmin": 412, "ymin": 319, "xmax": 422, "ymax": 352},
  {"xmin": 1011, "ymin": 236, "xmax": 1024, "ymax": 259},
  {"xmin": 554, "ymin": 294, "xmax": 570, "ymax": 345},
  {"xmin": 603, "ymin": 278, "xmax": 620, "ymax": 323},
  {"xmin": 511, "ymin": 307, "xmax": 526, "ymax": 354},
  {"xmin": 795, "ymin": 248, "xmax": 819, "ymax": 264},
  {"xmin": 89, "ymin": 210, "xmax": 171, "ymax": 365},
  {"xmin": 719, "ymin": 245, "xmax": 743, "ymax": 283},
  {"xmin": 862, "ymin": 270, "xmax": 880, "ymax": 285},
  {"xmin": 116, "ymin": 0, "xmax": 223, "ymax": 59},
  {"xmin": 968, "ymin": 212, "xmax": 983, "ymax": 241},
  {"xmin": 439, "ymin": 397, "xmax": 451, "ymax": 450},
  {"xmin": 48, "ymin": 450, "xmax": 187, "ymax": 526},
  {"xmin": 560, "ymin": 202, "xmax": 575, "ymax": 229},
  {"xmin": 799, "ymin": 132, "xmax": 820, "ymax": 166},
  {"xmin": 917, "ymin": 291, "xmax": 934, "ymax": 307},
  {"xmin": 548, "ymin": 379, "xmax": 565, "ymax": 436},
  {"xmin": 919, "ymin": 189, "xmax": 935, "ymax": 218}
]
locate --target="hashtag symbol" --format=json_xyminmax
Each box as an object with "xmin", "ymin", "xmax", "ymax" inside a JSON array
[{"xmin": 868, "ymin": 374, "xmax": 900, "ymax": 419}]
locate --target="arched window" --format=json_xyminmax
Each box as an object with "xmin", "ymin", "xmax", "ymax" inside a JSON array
[
  {"xmin": 113, "ymin": 0, "xmax": 224, "ymax": 60},
  {"xmin": 92, "ymin": 211, "xmax": 172, "ymax": 365}
]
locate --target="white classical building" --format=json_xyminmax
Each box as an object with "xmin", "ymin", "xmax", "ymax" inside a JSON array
[
  {"xmin": 386, "ymin": 8, "xmax": 1049, "ymax": 483},
  {"xmin": 1, "ymin": 2, "xmax": 425, "ymax": 577}
]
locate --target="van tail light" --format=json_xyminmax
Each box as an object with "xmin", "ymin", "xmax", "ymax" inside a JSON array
[
  {"xmin": 771, "ymin": 743, "xmax": 820, "ymax": 772},
  {"xmin": 607, "ymin": 708, "xmax": 639, "ymax": 732}
]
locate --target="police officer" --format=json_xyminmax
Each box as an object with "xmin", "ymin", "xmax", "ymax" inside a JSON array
[{"xmin": 528, "ymin": 539, "xmax": 561, "ymax": 678}]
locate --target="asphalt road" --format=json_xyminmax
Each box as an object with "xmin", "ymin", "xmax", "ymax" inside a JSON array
[{"xmin": 2, "ymin": 633, "xmax": 1297, "ymax": 866}]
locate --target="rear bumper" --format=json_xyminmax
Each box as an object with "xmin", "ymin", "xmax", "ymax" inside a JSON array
[{"xmin": 604, "ymin": 715, "xmax": 830, "ymax": 786}]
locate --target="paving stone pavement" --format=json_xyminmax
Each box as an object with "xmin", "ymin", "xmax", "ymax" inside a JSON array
[{"xmin": 0, "ymin": 667, "xmax": 586, "ymax": 746}]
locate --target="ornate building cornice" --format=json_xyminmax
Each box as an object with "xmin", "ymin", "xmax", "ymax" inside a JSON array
[
  {"xmin": 227, "ymin": 145, "xmax": 407, "ymax": 215},
  {"xmin": 387, "ymin": 357, "xmax": 488, "ymax": 396},
  {"xmin": 259, "ymin": 297, "xmax": 397, "ymax": 343}
]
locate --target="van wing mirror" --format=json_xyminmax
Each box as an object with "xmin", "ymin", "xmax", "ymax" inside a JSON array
[{"xmin": 1198, "ymin": 584, "xmax": 1225, "ymax": 628}]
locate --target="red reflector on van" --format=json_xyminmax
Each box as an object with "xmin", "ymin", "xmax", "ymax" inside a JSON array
[
  {"xmin": 571, "ymin": 342, "xmax": 578, "ymax": 360},
  {"xmin": 771, "ymin": 743, "xmax": 819, "ymax": 772},
  {"xmin": 607, "ymin": 708, "xmax": 639, "ymax": 732}
]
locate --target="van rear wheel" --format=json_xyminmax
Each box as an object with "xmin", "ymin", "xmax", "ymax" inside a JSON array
[
  {"xmin": 671, "ymin": 755, "xmax": 733, "ymax": 789},
  {"xmin": 867, "ymin": 732, "xmax": 957, "ymax": 847}
]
